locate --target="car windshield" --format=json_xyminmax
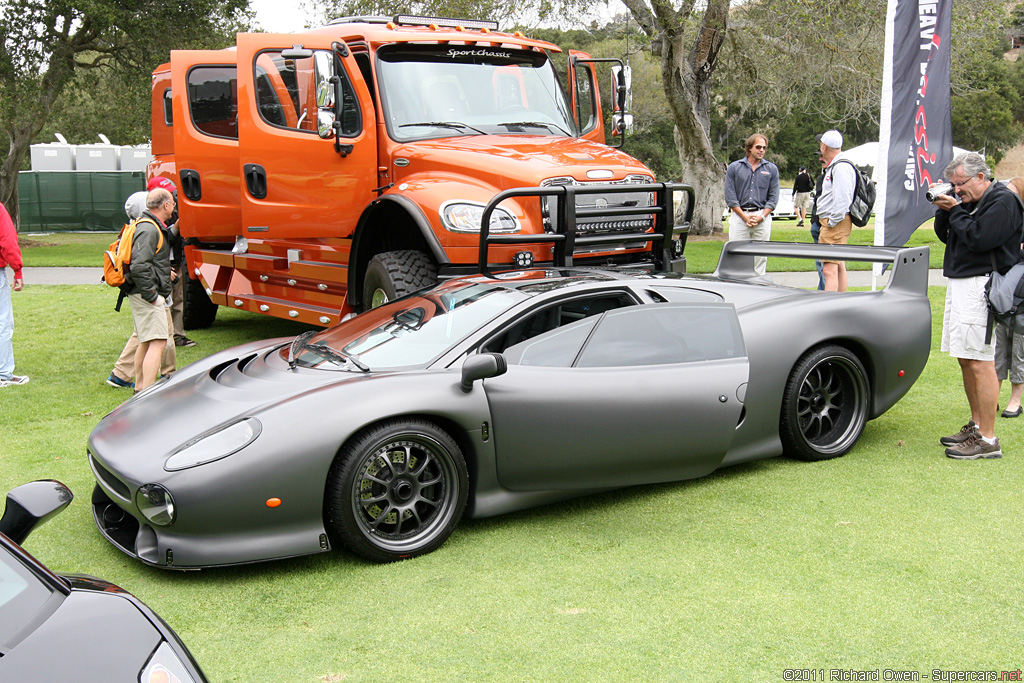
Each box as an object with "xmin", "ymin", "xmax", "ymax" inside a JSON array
[
  {"xmin": 0, "ymin": 542, "xmax": 54, "ymax": 645},
  {"xmin": 377, "ymin": 45, "xmax": 576, "ymax": 141},
  {"xmin": 287, "ymin": 280, "xmax": 530, "ymax": 370}
]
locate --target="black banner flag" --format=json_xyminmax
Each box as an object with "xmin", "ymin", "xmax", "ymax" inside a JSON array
[{"xmin": 875, "ymin": 0, "xmax": 953, "ymax": 249}]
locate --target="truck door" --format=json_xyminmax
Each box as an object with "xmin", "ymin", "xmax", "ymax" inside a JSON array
[
  {"xmin": 567, "ymin": 49, "xmax": 605, "ymax": 145},
  {"xmin": 235, "ymin": 33, "xmax": 378, "ymax": 239},
  {"xmin": 169, "ymin": 50, "xmax": 241, "ymax": 242}
]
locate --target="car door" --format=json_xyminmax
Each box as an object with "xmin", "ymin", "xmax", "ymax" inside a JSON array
[
  {"xmin": 169, "ymin": 49, "xmax": 241, "ymax": 242},
  {"xmin": 235, "ymin": 33, "xmax": 378, "ymax": 239},
  {"xmin": 482, "ymin": 302, "xmax": 749, "ymax": 491}
]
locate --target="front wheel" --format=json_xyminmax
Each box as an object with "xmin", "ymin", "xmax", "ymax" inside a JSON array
[
  {"xmin": 361, "ymin": 250, "xmax": 437, "ymax": 311},
  {"xmin": 780, "ymin": 345, "xmax": 870, "ymax": 461},
  {"xmin": 325, "ymin": 419, "xmax": 468, "ymax": 563}
]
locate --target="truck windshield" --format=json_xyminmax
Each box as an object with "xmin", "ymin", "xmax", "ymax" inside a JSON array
[{"xmin": 377, "ymin": 45, "xmax": 577, "ymax": 141}]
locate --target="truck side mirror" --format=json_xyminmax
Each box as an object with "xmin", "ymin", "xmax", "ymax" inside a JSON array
[{"xmin": 460, "ymin": 353, "xmax": 508, "ymax": 393}]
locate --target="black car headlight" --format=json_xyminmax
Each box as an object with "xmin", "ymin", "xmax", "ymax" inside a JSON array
[
  {"xmin": 140, "ymin": 640, "xmax": 200, "ymax": 682},
  {"xmin": 164, "ymin": 418, "xmax": 262, "ymax": 471},
  {"xmin": 136, "ymin": 484, "xmax": 176, "ymax": 527}
]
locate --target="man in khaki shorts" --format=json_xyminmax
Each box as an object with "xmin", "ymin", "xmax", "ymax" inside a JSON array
[
  {"xmin": 812, "ymin": 130, "xmax": 857, "ymax": 292},
  {"xmin": 127, "ymin": 188, "xmax": 175, "ymax": 391},
  {"xmin": 933, "ymin": 152, "xmax": 1024, "ymax": 459}
]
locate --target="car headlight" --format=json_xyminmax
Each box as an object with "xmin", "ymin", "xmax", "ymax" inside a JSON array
[
  {"xmin": 441, "ymin": 201, "xmax": 520, "ymax": 233},
  {"xmin": 136, "ymin": 484, "xmax": 176, "ymax": 527},
  {"xmin": 140, "ymin": 640, "xmax": 200, "ymax": 683},
  {"xmin": 164, "ymin": 418, "xmax": 261, "ymax": 471}
]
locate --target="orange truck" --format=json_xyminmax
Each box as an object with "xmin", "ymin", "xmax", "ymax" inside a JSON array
[{"xmin": 151, "ymin": 15, "xmax": 691, "ymax": 329}]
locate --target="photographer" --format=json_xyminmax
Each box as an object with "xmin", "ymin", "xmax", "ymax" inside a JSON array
[{"xmin": 933, "ymin": 152, "xmax": 1023, "ymax": 460}]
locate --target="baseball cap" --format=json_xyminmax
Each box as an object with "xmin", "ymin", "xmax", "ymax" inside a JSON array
[
  {"xmin": 799, "ymin": 166, "xmax": 807, "ymax": 171},
  {"xmin": 816, "ymin": 130, "xmax": 843, "ymax": 149},
  {"xmin": 147, "ymin": 176, "xmax": 176, "ymax": 192}
]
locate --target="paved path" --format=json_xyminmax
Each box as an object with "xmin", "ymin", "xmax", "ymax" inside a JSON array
[{"xmin": 21, "ymin": 266, "xmax": 950, "ymax": 288}]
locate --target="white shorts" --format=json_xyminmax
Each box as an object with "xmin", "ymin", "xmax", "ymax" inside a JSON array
[{"xmin": 941, "ymin": 275, "xmax": 994, "ymax": 361}]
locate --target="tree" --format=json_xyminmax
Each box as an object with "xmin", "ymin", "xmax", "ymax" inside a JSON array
[{"xmin": 0, "ymin": 0, "xmax": 252, "ymax": 226}]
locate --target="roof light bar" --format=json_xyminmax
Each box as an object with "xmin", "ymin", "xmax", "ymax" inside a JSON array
[{"xmin": 393, "ymin": 15, "xmax": 499, "ymax": 31}]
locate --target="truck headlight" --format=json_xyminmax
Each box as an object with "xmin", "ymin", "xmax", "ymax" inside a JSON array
[
  {"xmin": 441, "ymin": 201, "xmax": 520, "ymax": 233},
  {"xmin": 164, "ymin": 418, "xmax": 262, "ymax": 471},
  {"xmin": 136, "ymin": 484, "xmax": 176, "ymax": 527}
]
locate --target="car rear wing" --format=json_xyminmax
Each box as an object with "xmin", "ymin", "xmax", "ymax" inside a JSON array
[
  {"xmin": 477, "ymin": 182, "xmax": 694, "ymax": 273},
  {"xmin": 715, "ymin": 241, "xmax": 930, "ymax": 294}
]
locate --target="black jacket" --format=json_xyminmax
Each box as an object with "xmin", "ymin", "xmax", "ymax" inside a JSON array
[{"xmin": 934, "ymin": 181, "xmax": 1023, "ymax": 278}]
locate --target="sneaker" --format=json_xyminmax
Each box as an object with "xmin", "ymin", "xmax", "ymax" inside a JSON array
[
  {"xmin": 174, "ymin": 335, "xmax": 197, "ymax": 348},
  {"xmin": 0, "ymin": 375, "xmax": 29, "ymax": 387},
  {"xmin": 797, "ymin": 220, "xmax": 805, "ymax": 226},
  {"xmin": 940, "ymin": 421, "xmax": 978, "ymax": 446},
  {"xmin": 946, "ymin": 433, "xmax": 1002, "ymax": 459},
  {"xmin": 106, "ymin": 373, "xmax": 134, "ymax": 389}
]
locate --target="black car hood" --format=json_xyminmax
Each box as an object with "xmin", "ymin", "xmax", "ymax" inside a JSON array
[{"xmin": 0, "ymin": 590, "xmax": 162, "ymax": 681}]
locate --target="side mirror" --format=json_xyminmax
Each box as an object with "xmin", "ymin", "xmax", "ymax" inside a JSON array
[
  {"xmin": 460, "ymin": 353, "xmax": 508, "ymax": 393},
  {"xmin": 0, "ymin": 480, "xmax": 73, "ymax": 546},
  {"xmin": 610, "ymin": 65, "xmax": 632, "ymax": 112}
]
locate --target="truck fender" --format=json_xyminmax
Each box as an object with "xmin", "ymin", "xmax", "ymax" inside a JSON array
[{"xmin": 348, "ymin": 195, "xmax": 450, "ymax": 304}]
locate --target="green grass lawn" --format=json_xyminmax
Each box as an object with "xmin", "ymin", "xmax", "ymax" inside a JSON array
[
  {"xmin": 2, "ymin": 284, "xmax": 1023, "ymax": 681},
  {"xmin": 19, "ymin": 223, "xmax": 946, "ymax": 275},
  {"xmin": 19, "ymin": 231, "xmax": 114, "ymax": 267}
]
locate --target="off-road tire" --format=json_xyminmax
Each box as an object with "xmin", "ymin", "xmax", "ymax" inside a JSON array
[
  {"xmin": 362, "ymin": 250, "xmax": 437, "ymax": 311},
  {"xmin": 182, "ymin": 264, "xmax": 218, "ymax": 330}
]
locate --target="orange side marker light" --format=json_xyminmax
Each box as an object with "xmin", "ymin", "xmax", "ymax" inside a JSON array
[{"xmin": 266, "ymin": 498, "xmax": 282, "ymax": 508}]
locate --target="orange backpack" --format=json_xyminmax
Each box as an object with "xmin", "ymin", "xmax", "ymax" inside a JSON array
[{"xmin": 103, "ymin": 217, "xmax": 163, "ymax": 289}]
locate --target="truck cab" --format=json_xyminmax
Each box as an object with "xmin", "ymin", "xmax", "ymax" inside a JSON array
[{"xmin": 151, "ymin": 16, "xmax": 683, "ymax": 329}]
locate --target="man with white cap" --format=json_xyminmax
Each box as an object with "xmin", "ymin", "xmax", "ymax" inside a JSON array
[{"xmin": 812, "ymin": 129, "xmax": 857, "ymax": 292}]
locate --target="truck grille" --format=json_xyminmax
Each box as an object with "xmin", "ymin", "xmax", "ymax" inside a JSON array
[{"xmin": 540, "ymin": 175, "xmax": 655, "ymax": 234}]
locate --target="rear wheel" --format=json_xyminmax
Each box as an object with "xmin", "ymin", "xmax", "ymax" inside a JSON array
[
  {"xmin": 182, "ymin": 264, "xmax": 218, "ymax": 330},
  {"xmin": 325, "ymin": 419, "xmax": 468, "ymax": 563},
  {"xmin": 361, "ymin": 250, "xmax": 437, "ymax": 311},
  {"xmin": 780, "ymin": 345, "xmax": 870, "ymax": 461}
]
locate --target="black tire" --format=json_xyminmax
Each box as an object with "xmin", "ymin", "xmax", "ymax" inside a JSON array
[
  {"xmin": 182, "ymin": 264, "xmax": 218, "ymax": 330},
  {"xmin": 780, "ymin": 345, "xmax": 870, "ymax": 462},
  {"xmin": 362, "ymin": 250, "xmax": 437, "ymax": 311},
  {"xmin": 325, "ymin": 419, "xmax": 468, "ymax": 563}
]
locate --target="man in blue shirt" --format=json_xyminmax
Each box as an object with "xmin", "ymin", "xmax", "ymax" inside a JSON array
[{"xmin": 724, "ymin": 133, "xmax": 780, "ymax": 276}]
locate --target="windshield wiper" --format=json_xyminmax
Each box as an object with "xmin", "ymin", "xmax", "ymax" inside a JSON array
[
  {"xmin": 497, "ymin": 121, "xmax": 571, "ymax": 136},
  {"xmin": 288, "ymin": 330, "xmax": 316, "ymax": 370},
  {"xmin": 306, "ymin": 342, "xmax": 370, "ymax": 373},
  {"xmin": 288, "ymin": 330, "xmax": 370, "ymax": 372},
  {"xmin": 399, "ymin": 121, "xmax": 487, "ymax": 135}
]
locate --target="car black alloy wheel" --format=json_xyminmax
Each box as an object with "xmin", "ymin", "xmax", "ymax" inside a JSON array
[
  {"xmin": 780, "ymin": 344, "xmax": 870, "ymax": 461},
  {"xmin": 326, "ymin": 419, "xmax": 468, "ymax": 562}
]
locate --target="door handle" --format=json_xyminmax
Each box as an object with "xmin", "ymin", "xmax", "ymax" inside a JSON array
[
  {"xmin": 244, "ymin": 164, "xmax": 267, "ymax": 199},
  {"xmin": 179, "ymin": 169, "xmax": 201, "ymax": 201}
]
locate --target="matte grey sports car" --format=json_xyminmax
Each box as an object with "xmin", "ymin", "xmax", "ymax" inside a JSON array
[{"xmin": 88, "ymin": 241, "xmax": 931, "ymax": 566}]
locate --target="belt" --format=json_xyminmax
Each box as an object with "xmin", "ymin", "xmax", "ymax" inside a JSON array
[{"xmin": 741, "ymin": 205, "xmax": 761, "ymax": 211}]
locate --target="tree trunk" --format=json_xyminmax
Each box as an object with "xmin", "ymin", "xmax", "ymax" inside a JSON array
[{"xmin": 647, "ymin": 0, "xmax": 728, "ymax": 237}]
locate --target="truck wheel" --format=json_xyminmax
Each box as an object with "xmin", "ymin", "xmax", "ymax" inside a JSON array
[
  {"xmin": 182, "ymin": 265, "xmax": 218, "ymax": 330},
  {"xmin": 362, "ymin": 250, "xmax": 437, "ymax": 310}
]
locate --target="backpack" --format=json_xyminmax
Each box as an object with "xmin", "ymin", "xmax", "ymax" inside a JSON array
[
  {"xmin": 835, "ymin": 159, "xmax": 876, "ymax": 227},
  {"xmin": 102, "ymin": 216, "xmax": 163, "ymax": 311},
  {"xmin": 985, "ymin": 188, "xmax": 1024, "ymax": 341}
]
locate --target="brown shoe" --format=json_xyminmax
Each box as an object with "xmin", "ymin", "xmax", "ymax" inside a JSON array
[
  {"xmin": 945, "ymin": 434, "xmax": 1002, "ymax": 459},
  {"xmin": 940, "ymin": 421, "xmax": 978, "ymax": 446}
]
